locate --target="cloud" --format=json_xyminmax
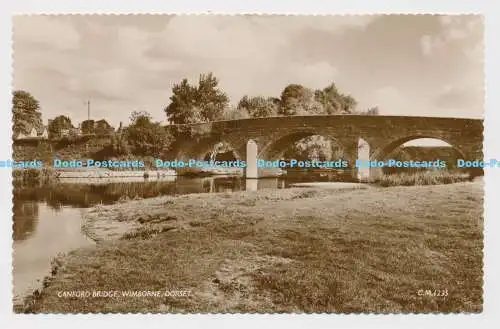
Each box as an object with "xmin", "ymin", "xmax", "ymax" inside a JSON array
[
  {"xmin": 13, "ymin": 15, "xmax": 80, "ymax": 50},
  {"xmin": 420, "ymin": 35, "xmax": 444, "ymax": 56},
  {"xmin": 420, "ymin": 15, "xmax": 483, "ymax": 57},
  {"xmin": 434, "ymin": 84, "xmax": 482, "ymax": 111},
  {"xmin": 368, "ymin": 86, "xmax": 409, "ymax": 116},
  {"xmin": 288, "ymin": 61, "xmax": 339, "ymax": 90},
  {"xmin": 142, "ymin": 15, "xmax": 357, "ymax": 101},
  {"xmin": 12, "ymin": 15, "xmax": 484, "ymax": 126}
]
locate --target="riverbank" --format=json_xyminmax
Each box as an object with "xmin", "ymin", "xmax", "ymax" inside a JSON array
[
  {"xmin": 12, "ymin": 167, "xmax": 241, "ymax": 182},
  {"xmin": 19, "ymin": 181, "xmax": 483, "ymax": 313}
]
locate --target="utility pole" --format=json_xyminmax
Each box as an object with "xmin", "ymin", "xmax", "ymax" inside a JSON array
[{"xmin": 87, "ymin": 99, "xmax": 91, "ymax": 121}]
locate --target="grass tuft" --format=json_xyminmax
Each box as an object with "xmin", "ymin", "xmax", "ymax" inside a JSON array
[{"xmin": 370, "ymin": 171, "xmax": 471, "ymax": 187}]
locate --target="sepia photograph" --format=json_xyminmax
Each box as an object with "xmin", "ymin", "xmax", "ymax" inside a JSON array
[{"xmin": 11, "ymin": 14, "xmax": 483, "ymax": 313}]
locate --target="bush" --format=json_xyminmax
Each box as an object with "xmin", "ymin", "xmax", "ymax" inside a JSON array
[
  {"xmin": 22, "ymin": 168, "xmax": 41, "ymax": 181},
  {"xmin": 370, "ymin": 171, "xmax": 471, "ymax": 187},
  {"xmin": 12, "ymin": 167, "xmax": 57, "ymax": 183}
]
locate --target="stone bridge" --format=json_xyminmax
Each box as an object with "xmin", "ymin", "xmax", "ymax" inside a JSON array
[{"xmin": 165, "ymin": 115, "xmax": 483, "ymax": 179}]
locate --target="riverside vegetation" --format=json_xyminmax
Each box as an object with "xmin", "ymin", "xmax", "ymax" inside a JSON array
[
  {"xmin": 368, "ymin": 170, "xmax": 472, "ymax": 187},
  {"xmin": 19, "ymin": 179, "xmax": 483, "ymax": 313}
]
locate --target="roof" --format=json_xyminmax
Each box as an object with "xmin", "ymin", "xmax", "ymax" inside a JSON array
[
  {"xmin": 35, "ymin": 125, "xmax": 47, "ymax": 135},
  {"xmin": 13, "ymin": 124, "xmax": 48, "ymax": 139}
]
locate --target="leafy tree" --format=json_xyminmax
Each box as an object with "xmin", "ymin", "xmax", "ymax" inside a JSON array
[
  {"xmin": 129, "ymin": 111, "xmax": 152, "ymax": 126},
  {"xmin": 314, "ymin": 83, "xmax": 358, "ymax": 114},
  {"xmin": 283, "ymin": 135, "xmax": 335, "ymax": 161},
  {"xmin": 165, "ymin": 79, "xmax": 199, "ymax": 124},
  {"xmin": 237, "ymin": 95, "xmax": 278, "ymax": 118},
  {"xmin": 314, "ymin": 83, "xmax": 343, "ymax": 114},
  {"xmin": 95, "ymin": 119, "xmax": 113, "ymax": 135},
  {"xmin": 111, "ymin": 132, "xmax": 130, "ymax": 156},
  {"xmin": 268, "ymin": 97, "xmax": 282, "ymax": 108},
  {"xmin": 278, "ymin": 84, "xmax": 324, "ymax": 116},
  {"xmin": 197, "ymin": 73, "xmax": 229, "ymax": 122},
  {"xmin": 125, "ymin": 111, "xmax": 173, "ymax": 157},
  {"xmin": 340, "ymin": 94, "xmax": 358, "ymax": 113},
  {"xmin": 12, "ymin": 90, "xmax": 43, "ymax": 135},
  {"xmin": 277, "ymin": 82, "xmax": 362, "ymax": 160},
  {"xmin": 165, "ymin": 72, "xmax": 229, "ymax": 124},
  {"xmin": 48, "ymin": 115, "xmax": 73, "ymax": 139},
  {"xmin": 222, "ymin": 105, "xmax": 250, "ymax": 120}
]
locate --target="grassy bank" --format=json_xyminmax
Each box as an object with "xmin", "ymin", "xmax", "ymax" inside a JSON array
[{"xmin": 21, "ymin": 181, "xmax": 483, "ymax": 313}]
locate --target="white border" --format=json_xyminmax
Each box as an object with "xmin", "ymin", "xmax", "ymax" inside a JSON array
[{"xmin": 1, "ymin": 1, "xmax": 498, "ymax": 328}]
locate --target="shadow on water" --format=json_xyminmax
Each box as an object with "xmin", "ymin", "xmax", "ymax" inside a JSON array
[{"xmin": 14, "ymin": 171, "xmax": 349, "ymax": 208}]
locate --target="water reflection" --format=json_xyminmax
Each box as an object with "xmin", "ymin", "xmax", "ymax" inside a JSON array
[
  {"xmin": 14, "ymin": 173, "xmax": 347, "ymax": 210},
  {"xmin": 12, "ymin": 203, "xmax": 94, "ymax": 304},
  {"xmin": 13, "ymin": 201, "xmax": 39, "ymax": 241},
  {"xmin": 14, "ymin": 176, "xmax": 288, "ymax": 210}
]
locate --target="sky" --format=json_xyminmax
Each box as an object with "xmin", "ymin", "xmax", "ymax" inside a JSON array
[{"xmin": 13, "ymin": 14, "xmax": 484, "ymax": 128}]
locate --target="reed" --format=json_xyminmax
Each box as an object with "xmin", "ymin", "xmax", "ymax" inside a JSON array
[{"xmin": 369, "ymin": 170, "xmax": 471, "ymax": 187}]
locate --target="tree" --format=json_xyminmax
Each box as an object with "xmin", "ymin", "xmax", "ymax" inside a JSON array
[
  {"xmin": 340, "ymin": 94, "xmax": 358, "ymax": 113},
  {"xmin": 125, "ymin": 111, "xmax": 173, "ymax": 157},
  {"xmin": 48, "ymin": 115, "xmax": 73, "ymax": 139},
  {"xmin": 365, "ymin": 106, "xmax": 380, "ymax": 115},
  {"xmin": 314, "ymin": 83, "xmax": 343, "ymax": 114},
  {"xmin": 12, "ymin": 90, "xmax": 43, "ymax": 135},
  {"xmin": 95, "ymin": 119, "xmax": 113, "ymax": 135},
  {"xmin": 354, "ymin": 106, "xmax": 380, "ymax": 115},
  {"xmin": 278, "ymin": 84, "xmax": 324, "ymax": 116},
  {"xmin": 222, "ymin": 105, "xmax": 250, "ymax": 120},
  {"xmin": 268, "ymin": 97, "xmax": 282, "ymax": 108},
  {"xmin": 197, "ymin": 73, "xmax": 229, "ymax": 122},
  {"xmin": 165, "ymin": 72, "xmax": 229, "ymax": 124},
  {"xmin": 165, "ymin": 79, "xmax": 199, "ymax": 124},
  {"xmin": 284, "ymin": 135, "xmax": 334, "ymax": 161},
  {"xmin": 111, "ymin": 131, "xmax": 130, "ymax": 156},
  {"xmin": 237, "ymin": 95, "xmax": 278, "ymax": 118},
  {"xmin": 314, "ymin": 83, "xmax": 358, "ymax": 114},
  {"xmin": 129, "ymin": 111, "xmax": 152, "ymax": 126}
]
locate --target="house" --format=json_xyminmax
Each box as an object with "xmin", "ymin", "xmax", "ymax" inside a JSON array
[
  {"xmin": 60, "ymin": 128, "xmax": 71, "ymax": 138},
  {"xmin": 14, "ymin": 125, "xmax": 49, "ymax": 140},
  {"xmin": 60, "ymin": 127, "xmax": 80, "ymax": 138},
  {"xmin": 27, "ymin": 127, "xmax": 38, "ymax": 138},
  {"xmin": 79, "ymin": 119, "xmax": 114, "ymax": 136},
  {"xmin": 38, "ymin": 126, "xmax": 49, "ymax": 139}
]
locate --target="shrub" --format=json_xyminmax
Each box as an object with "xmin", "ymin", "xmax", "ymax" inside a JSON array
[{"xmin": 370, "ymin": 171, "xmax": 471, "ymax": 187}]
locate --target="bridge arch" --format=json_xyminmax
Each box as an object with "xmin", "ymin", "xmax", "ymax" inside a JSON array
[
  {"xmin": 258, "ymin": 130, "xmax": 346, "ymax": 161},
  {"xmin": 368, "ymin": 135, "xmax": 473, "ymax": 179},
  {"xmin": 202, "ymin": 141, "xmax": 242, "ymax": 162},
  {"xmin": 370, "ymin": 135, "xmax": 469, "ymax": 161},
  {"xmin": 175, "ymin": 138, "xmax": 243, "ymax": 162}
]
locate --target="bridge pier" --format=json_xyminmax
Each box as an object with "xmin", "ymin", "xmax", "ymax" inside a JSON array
[
  {"xmin": 337, "ymin": 137, "xmax": 365, "ymax": 182},
  {"xmin": 357, "ymin": 138, "xmax": 371, "ymax": 181}
]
